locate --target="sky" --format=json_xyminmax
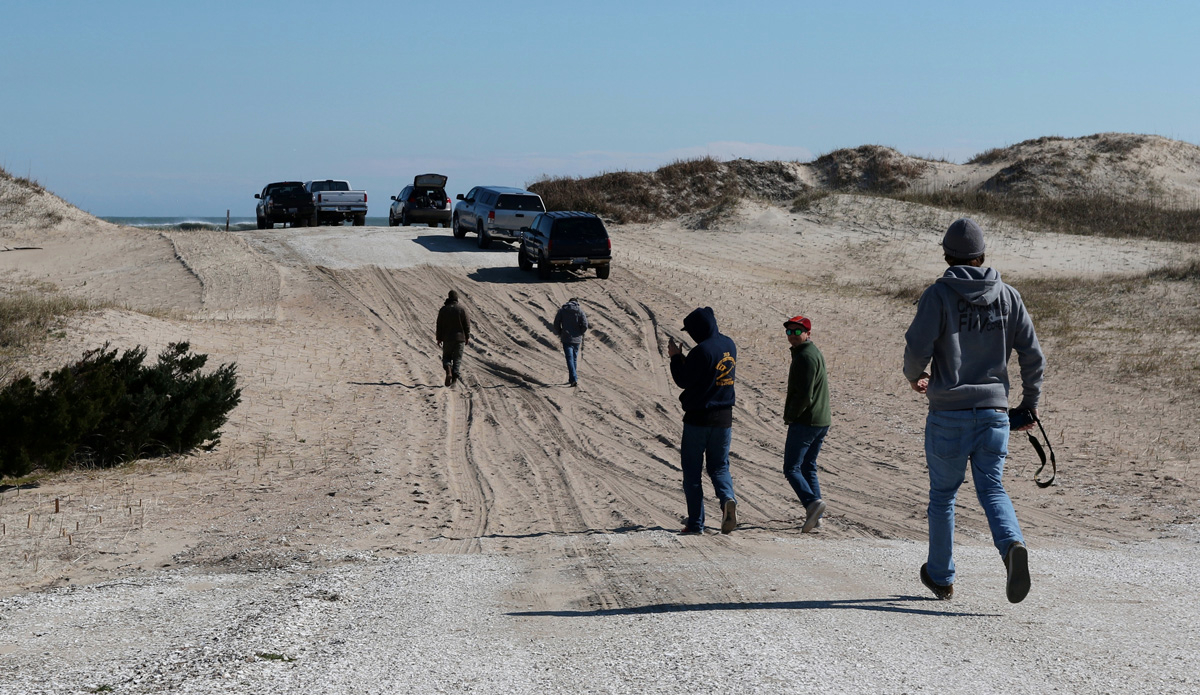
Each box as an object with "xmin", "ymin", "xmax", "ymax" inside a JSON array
[{"xmin": 1, "ymin": 0, "xmax": 1198, "ymax": 217}]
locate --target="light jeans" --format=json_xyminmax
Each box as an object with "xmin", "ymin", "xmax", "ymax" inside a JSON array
[
  {"xmin": 924, "ymin": 408, "xmax": 1024, "ymax": 585},
  {"xmin": 680, "ymin": 424, "xmax": 736, "ymax": 532}
]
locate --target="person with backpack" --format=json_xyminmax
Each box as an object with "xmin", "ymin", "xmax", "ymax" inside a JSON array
[
  {"xmin": 553, "ymin": 298, "xmax": 589, "ymax": 387},
  {"xmin": 435, "ymin": 290, "xmax": 471, "ymax": 387},
  {"xmin": 903, "ymin": 218, "xmax": 1045, "ymax": 603},
  {"xmin": 668, "ymin": 307, "xmax": 739, "ymax": 535}
]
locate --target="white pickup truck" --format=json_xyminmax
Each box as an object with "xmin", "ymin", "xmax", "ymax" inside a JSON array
[{"xmin": 305, "ymin": 180, "xmax": 368, "ymax": 227}]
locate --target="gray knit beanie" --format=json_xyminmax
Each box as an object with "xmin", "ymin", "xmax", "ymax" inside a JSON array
[{"xmin": 942, "ymin": 218, "xmax": 986, "ymax": 259}]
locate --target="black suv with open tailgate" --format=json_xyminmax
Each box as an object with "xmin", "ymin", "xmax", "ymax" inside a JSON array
[{"xmin": 518, "ymin": 211, "xmax": 612, "ymax": 280}]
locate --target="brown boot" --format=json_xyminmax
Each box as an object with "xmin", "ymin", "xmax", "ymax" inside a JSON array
[{"xmin": 444, "ymin": 365, "xmax": 453, "ymax": 386}]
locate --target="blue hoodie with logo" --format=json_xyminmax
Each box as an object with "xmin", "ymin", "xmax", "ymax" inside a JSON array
[
  {"xmin": 903, "ymin": 266, "xmax": 1045, "ymax": 411},
  {"xmin": 671, "ymin": 307, "xmax": 737, "ymax": 425}
]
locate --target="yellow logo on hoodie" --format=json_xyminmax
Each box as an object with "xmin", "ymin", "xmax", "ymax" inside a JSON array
[{"xmin": 715, "ymin": 352, "xmax": 736, "ymax": 386}]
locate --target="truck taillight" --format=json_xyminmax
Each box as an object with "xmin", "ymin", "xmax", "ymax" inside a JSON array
[
  {"xmin": 364, "ymin": 193, "xmax": 367, "ymax": 203},
  {"xmin": 488, "ymin": 211, "xmax": 495, "ymax": 220},
  {"xmin": 446, "ymin": 197, "xmax": 451, "ymax": 205},
  {"xmin": 547, "ymin": 239, "xmax": 553, "ymax": 253},
  {"xmin": 318, "ymin": 193, "xmax": 323, "ymax": 203},
  {"xmin": 607, "ymin": 238, "xmax": 611, "ymax": 251}
]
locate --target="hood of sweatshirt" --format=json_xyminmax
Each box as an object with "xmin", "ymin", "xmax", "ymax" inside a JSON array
[
  {"xmin": 682, "ymin": 307, "xmax": 718, "ymax": 343},
  {"xmin": 936, "ymin": 265, "xmax": 1003, "ymax": 306}
]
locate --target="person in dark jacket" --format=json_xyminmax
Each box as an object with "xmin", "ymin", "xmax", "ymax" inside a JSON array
[
  {"xmin": 781, "ymin": 315, "xmax": 831, "ymax": 533},
  {"xmin": 668, "ymin": 307, "xmax": 738, "ymax": 535},
  {"xmin": 553, "ymin": 298, "xmax": 589, "ymax": 387},
  {"xmin": 904, "ymin": 218, "xmax": 1045, "ymax": 604},
  {"xmin": 435, "ymin": 290, "xmax": 471, "ymax": 387}
]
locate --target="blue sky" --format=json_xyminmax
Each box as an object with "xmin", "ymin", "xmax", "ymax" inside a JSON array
[{"xmin": 2, "ymin": 1, "xmax": 1197, "ymax": 216}]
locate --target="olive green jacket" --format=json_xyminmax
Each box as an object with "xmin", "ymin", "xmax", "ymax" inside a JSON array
[{"xmin": 784, "ymin": 341, "xmax": 831, "ymax": 427}]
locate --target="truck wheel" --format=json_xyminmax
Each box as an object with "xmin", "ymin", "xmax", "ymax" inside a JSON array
[
  {"xmin": 388, "ymin": 212, "xmax": 397, "ymax": 227},
  {"xmin": 257, "ymin": 216, "xmax": 268, "ymax": 230},
  {"xmin": 353, "ymin": 214, "xmax": 366, "ymax": 226},
  {"xmin": 295, "ymin": 216, "xmax": 307, "ymax": 228},
  {"xmin": 596, "ymin": 264, "xmax": 610, "ymax": 280},
  {"xmin": 310, "ymin": 210, "xmax": 320, "ymax": 227},
  {"xmin": 477, "ymin": 223, "xmax": 491, "ymax": 249},
  {"xmin": 537, "ymin": 254, "xmax": 551, "ymax": 280},
  {"xmin": 452, "ymin": 216, "xmax": 465, "ymax": 238},
  {"xmin": 518, "ymin": 243, "xmax": 533, "ymax": 271}
]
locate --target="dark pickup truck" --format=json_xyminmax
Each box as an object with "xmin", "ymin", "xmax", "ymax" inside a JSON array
[
  {"xmin": 255, "ymin": 181, "xmax": 314, "ymax": 229},
  {"xmin": 517, "ymin": 211, "xmax": 612, "ymax": 280}
]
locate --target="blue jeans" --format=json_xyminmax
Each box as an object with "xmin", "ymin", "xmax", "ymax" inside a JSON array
[
  {"xmin": 563, "ymin": 343, "xmax": 580, "ymax": 383},
  {"xmin": 924, "ymin": 409, "xmax": 1024, "ymax": 586},
  {"xmin": 680, "ymin": 424, "xmax": 736, "ymax": 531},
  {"xmin": 784, "ymin": 423, "xmax": 828, "ymax": 507}
]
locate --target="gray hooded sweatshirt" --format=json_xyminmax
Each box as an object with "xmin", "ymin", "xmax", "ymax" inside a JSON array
[
  {"xmin": 903, "ymin": 266, "xmax": 1045, "ymax": 411},
  {"xmin": 553, "ymin": 300, "xmax": 589, "ymax": 346}
]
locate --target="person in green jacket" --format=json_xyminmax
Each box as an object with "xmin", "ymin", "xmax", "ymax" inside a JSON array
[{"xmin": 782, "ymin": 315, "xmax": 832, "ymax": 532}]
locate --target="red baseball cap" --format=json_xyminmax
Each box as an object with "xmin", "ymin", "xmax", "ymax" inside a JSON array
[{"xmin": 784, "ymin": 315, "xmax": 811, "ymax": 331}]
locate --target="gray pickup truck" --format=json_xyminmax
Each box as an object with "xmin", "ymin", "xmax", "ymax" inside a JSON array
[
  {"xmin": 452, "ymin": 186, "xmax": 545, "ymax": 248},
  {"xmin": 305, "ymin": 180, "xmax": 368, "ymax": 227}
]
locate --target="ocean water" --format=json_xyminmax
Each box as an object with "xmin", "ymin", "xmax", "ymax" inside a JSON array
[{"xmin": 102, "ymin": 216, "xmax": 389, "ymax": 231}]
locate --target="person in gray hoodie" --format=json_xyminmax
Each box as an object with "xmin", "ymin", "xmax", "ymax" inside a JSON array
[
  {"xmin": 903, "ymin": 218, "xmax": 1045, "ymax": 604},
  {"xmin": 553, "ymin": 298, "xmax": 589, "ymax": 387}
]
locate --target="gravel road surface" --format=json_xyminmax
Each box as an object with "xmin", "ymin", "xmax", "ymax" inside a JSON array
[{"xmin": 3, "ymin": 531, "xmax": 1197, "ymax": 694}]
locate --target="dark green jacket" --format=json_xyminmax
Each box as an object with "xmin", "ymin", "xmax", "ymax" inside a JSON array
[{"xmin": 784, "ymin": 341, "xmax": 831, "ymax": 427}]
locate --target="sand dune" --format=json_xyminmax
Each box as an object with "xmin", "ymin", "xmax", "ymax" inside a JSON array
[{"xmin": 1, "ymin": 143, "xmax": 1198, "ymax": 692}]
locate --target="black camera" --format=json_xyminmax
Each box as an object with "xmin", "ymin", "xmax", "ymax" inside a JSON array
[{"xmin": 1009, "ymin": 407, "xmax": 1037, "ymax": 431}]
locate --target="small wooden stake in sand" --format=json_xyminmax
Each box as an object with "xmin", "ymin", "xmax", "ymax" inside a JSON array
[
  {"xmin": 27, "ymin": 514, "xmax": 32, "ymax": 529},
  {"xmin": 55, "ymin": 498, "xmax": 60, "ymax": 513}
]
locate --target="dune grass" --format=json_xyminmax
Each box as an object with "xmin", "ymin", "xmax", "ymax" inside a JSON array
[
  {"xmin": 0, "ymin": 286, "xmax": 96, "ymax": 381},
  {"xmin": 528, "ymin": 157, "xmax": 744, "ymax": 224},
  {"xmin": 885, "ymin": 188, "xmax": 1200, "ymax": 243}
]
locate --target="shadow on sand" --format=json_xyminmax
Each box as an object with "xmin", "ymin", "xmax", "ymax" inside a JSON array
[{"xmin": 412, "ymin": 234, "xmax": 516, "ymax": 254}]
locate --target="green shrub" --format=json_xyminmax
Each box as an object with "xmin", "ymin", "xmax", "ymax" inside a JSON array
[{"xmin": 0, "ymin": 342, "xmax": 241, "ymax": 478}]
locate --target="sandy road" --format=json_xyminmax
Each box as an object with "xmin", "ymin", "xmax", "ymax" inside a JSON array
[{"xmin": 3, "ymin": 202, "xmax": 1198, "ymax": 692}]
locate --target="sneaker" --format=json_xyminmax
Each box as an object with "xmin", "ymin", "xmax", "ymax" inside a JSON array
[
  {"xmin": 1004, "ymin": 541, "xmax": 1030, "ymax": 604},
  {"xmin": 679, "ymin": 527, "xmax": 703, "ymax": 536},
  {"xmin": 569, "ymin": 380, "xmax": 578, "ymax": 387},
  {"xmin": 920, "ymin": 563, "xmax": 954, "ymax": 600},
  {"xmin": 720, "ymin": 500, "xmax": 737, "ymax": 534},
  {"xmin": 801, "ymin": 499, "xmax": 826, "ymax": 533}
]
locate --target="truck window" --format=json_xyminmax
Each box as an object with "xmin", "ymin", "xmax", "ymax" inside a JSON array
[
  {"xmin": 552, "ymin": 217, "xmax": 607, "ymax": 240},
  {"xmin": 496, "ymin": 195, "xmax": 545, "ymax": 212}
]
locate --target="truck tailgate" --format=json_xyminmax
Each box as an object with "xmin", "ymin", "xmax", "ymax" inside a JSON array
[
  {"xmin": 491, "ymin": 209, "xmax": 536, "ymax": 232},
  {"xmin": 315, "ymin": 191, "xmax": 367, "ymax": 207}
]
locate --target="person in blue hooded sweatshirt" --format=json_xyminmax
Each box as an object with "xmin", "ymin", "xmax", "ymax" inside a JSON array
[
  {"xmin": 904, "ymin": 218, "xmax": 1045, "ymax": 604},
  {"xmin": 668, "ymin": 307, "xmax": 739, "ymax": 535}
]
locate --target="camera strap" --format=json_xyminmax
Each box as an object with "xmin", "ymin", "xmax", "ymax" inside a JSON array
[{"xmin": 1026, "ymin": 418, "xmax": 1056, "ymax": 488}]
